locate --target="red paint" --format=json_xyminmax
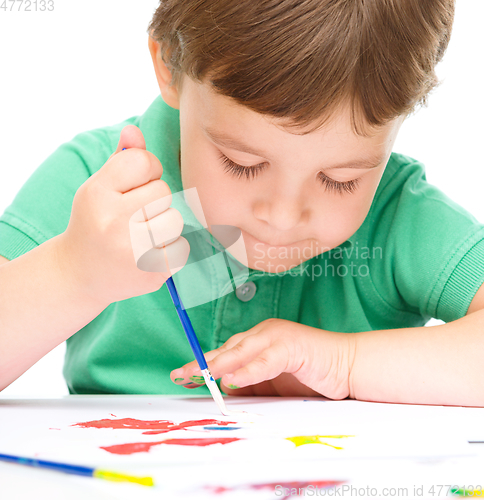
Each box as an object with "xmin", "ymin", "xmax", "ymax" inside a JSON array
[
  {"xmin": 110, "ymin": 414, "xmax": 117, "ymax": 417},
  {"xmin": 160, "ymin": 437, "xmax": 241, "ymax": 447},
  {"xmin": 48, "ymin": 428, "xmax": 60, "ymax": 430},
  {"xmin": 101, "ymin": 437, "xmax": 242, "ymax": 455},
  {"xmin": 72, "ymin": 418, "xmax": 235, "ymax": 435},
  {"xmin": 140, "ymin": 419, "xmax": 237, "ymax": 435},
  {"xmin": 100, "ymin": 441, "xmax": 165, "ymax": 455}
]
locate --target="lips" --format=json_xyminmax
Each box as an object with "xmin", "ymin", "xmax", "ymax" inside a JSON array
[{"xmin": 245, "ymin": 231, "xmax": 299, "ymax": 247}]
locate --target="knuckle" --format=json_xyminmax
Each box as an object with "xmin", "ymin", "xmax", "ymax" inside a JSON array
[
  {"xmin": 231, "ymin": 331, "xmax": 250, "ymax": 343},
  {"xmin": 230, "ymin": 342, "xmax": 246, "ymax": 357},
  {"xmin": 170, "ymin": 208, "xmax": 184, "ymax": 232},
  {"xmin": 253, "ymin": 355, "xmax": 271, "ymax": 370},
  {"xmin": 77, "ymin": 178, "xmax": 101, "ymax": 208},
  {"xmin": 145, "ymin": 180, "xmax": 172, "ymax": 211},
  {"xmin": 155, "ymin": 179, "xmax": 172, "ymax": 197},
  {"xmin": 178, "ymin": 236, "xmax": 190, "ymax": 255},
  {"xmin": 130, "ymin": 149, "xmax": 153, "ymax": 176},
  {"xmin": 263, "ymin": 318, "xmax": 280, "ymax": 325},
  {"xmin": 147, "ymin": 151, "xmax": 164, "ymax": 175}
]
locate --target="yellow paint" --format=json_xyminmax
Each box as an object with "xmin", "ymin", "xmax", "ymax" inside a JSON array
[
  {"xmin": 286, "ymin": 435, "xmax": 354, "ymax": 450},
  {"xmin": 94, "ymin": 469, "xmax": 154, "ymax": 487}
]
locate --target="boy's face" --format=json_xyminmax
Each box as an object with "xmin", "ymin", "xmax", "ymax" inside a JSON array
[
  {"xmin": 176, "ymin": 77, "xmax": 404, "ymax": 273},
  {"xmin": 150, "ymin": 44, "xmax": 404, "ymax": 272}
]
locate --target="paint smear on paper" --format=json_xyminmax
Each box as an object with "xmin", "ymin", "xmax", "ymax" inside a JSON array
[
  {"xmin": 286, "ymin": 435, "xmax": 354, "ymax": 450},
  {"xmin": 205, "ymin": 480, "xmax": 346, "ymax": 498},
  {"xmin": 101, "ymin": 437, "xmax": 242, "ymax": 455},
  {"xmin": 100, "ymin": 441, "xmax": 165, "ymax": 455},
  {"xmin": 203, "ymin": 426, "xmax": 242, "ymax": 431},
  {"xmin": 72, "ymin": 418, "xmax": 236, "ymax": 435}
]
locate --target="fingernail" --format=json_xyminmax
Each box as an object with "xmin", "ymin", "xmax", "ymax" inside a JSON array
[
  {"xmin": 189, "ymin": 375, "xmax": 205, "ymax": 385},
  {"xmin": 225, "ymin": 373, "xmax": 234, "ymax": 379}
]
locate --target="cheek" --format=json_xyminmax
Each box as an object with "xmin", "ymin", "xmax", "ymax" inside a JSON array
[
  {"xmin": 313, "ymin": 175, "xmax": 381, "ymax": 246},
  {"xmin": 342, "ymin": 172, "xmax": 383, "ymax": 228},
  {"xmin": 181, "ymin": 148, "xmax": 247, "ymax": 225}
]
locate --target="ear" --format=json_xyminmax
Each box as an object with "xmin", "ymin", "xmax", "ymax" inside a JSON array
[{"xmin": 148, "ymin": 35, "xmax": 180, "ymax": 110}]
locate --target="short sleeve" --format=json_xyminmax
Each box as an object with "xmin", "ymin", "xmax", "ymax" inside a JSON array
[
  {"xmin": 367, "ymin": 154, "xmax": 484, "ymax": 323},
  {"xmin": 0, "ymin": 126, "xmax": 121, "ymax": 261}
]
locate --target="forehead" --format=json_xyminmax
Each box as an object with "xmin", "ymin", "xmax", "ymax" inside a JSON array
[{"xmin": 180, "ymin": 75, "xmax": 402, "ymax": 155}]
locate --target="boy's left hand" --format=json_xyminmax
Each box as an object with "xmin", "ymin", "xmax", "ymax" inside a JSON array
[{"xmin": 171, "ymin": 318, "xmax": 356, "ymax": 399}]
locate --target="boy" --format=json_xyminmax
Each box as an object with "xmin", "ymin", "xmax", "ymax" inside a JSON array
[{"xmin": 1, "ymin": 0, "xmax": 484, "ymax": 405}]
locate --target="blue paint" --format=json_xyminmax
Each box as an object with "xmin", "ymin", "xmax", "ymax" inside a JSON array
[{"xmin": 203, "ymin": 426, "xmax": 242, "ymax": 431}]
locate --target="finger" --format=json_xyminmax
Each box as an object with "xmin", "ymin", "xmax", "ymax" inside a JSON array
[
  {"xmin": 116, "ymin": 125, "xmax": 147, "ymax": 153},
  {"xmin": 170, "ymin": 324, "xmax": 268, "ymax": 382},
  {"xmin": 135, "ymin": 235, "xmax": 189, "ymax": 274},
  {"xmin": 206, "ymin": 334, "xmax": 273, "ymax": 380},
  {"xmin": 170, "ymin": 352, "xmax": 222, "ymax": 385},
  {"xmin": 126, "ymin": 181, "xmax": 172, "ymax": 221},
  {"xmin": 101, "ymin": 148, "xmax": 163, "ymax": 194},
  {"xmin": 129, "ymin": 207, "xmax": 184, "ymax": 264},
  {"xmin": 183, "ymin": 332, "xmax": 271, "ymax": 384},
  {"xmin": 108, "ymin": 125, "xmax": 147, "ymax": 161},
  {"xmin": 181, "ymin": 382, "xmax": 204, "ymax": 389},
  {"xmin": 220, "ymin": 380, "xmax": 256, "ymax": 395},
  {"xmin": 221, "ymin": 380, "xmax": 276, "ymax": 396},
  {"xmin": 221, "ymin": 341, "xmax": 291, "ymax": 389},
  {"xmin": 144, "ymin": 207, "xmax": 184, "ymax": 247}
]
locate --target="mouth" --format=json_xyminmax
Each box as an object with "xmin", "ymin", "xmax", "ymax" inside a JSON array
[{"xmin": 243, "ymin": 230, "xmax": 302, "ymax": 248}]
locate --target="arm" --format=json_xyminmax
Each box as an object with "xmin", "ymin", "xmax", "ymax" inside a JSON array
[
  {"xmin": 0, "ymin": 125, "xmax": 188, "ymax": 392},
  {"xmin": 172, "ymin": 284, "xmax": 484, "ymax": 407},
  {"xmin": 349, "ymin": 282, "xmax": 484, "ymax": 406},
  {"xmin": 0, "ymin": 236, "xmax": 109, "ymax": 391}
]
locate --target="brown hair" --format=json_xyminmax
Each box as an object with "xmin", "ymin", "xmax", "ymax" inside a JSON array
[{"xmin": 147, "ymin": 0, "xmax": 454, "ymax": 135}]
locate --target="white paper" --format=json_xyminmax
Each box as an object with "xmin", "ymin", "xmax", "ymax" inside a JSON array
[{"xmin": 0, "ymin": 396, "xmax": 482, "ymax": 500}]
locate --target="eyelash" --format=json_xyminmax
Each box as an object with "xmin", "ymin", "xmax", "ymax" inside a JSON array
[{"xmin": 218, "ymin": 153, "xmax": 360, "ymax": 194}]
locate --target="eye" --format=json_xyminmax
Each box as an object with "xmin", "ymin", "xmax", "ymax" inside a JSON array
[
  {"xmin": 317, "ymin": 171, "xmax": 360, "ymax": 194},
  {"xmin": 219, "ymin": 152, "xmax": 360, "ymax": 194},
  {"xmin": 219, "ymin": 153, "xmax": 266, "ymax": 179}
]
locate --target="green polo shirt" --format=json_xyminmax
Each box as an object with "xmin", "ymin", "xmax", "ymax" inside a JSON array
[{"xmin": 1, "ymin": 96, "xmax": 484, "ymax": 395}]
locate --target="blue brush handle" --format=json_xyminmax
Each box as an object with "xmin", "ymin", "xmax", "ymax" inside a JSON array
[
  {"xmin": 165, "ymin": 277, "xmax": 208, "ymax": 371},
  {"xmin": 0, "ymin": 453, "xmax": 94, "ymax": 477}
]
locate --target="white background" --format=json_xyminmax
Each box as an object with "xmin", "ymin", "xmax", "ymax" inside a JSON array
[{"xmin": 0, "ymin": 1, "xmax": 483, "ymax": 397}]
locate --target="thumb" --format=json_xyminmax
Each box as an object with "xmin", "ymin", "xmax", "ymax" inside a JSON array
[{"xmin": 109, "ymin": 125, "xmax": 146, "ymax": 160}]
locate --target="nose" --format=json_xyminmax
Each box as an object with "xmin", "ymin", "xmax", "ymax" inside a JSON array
[{"xmin": 253, "ymin": 185, "xmax": 308, "ymax": 232}]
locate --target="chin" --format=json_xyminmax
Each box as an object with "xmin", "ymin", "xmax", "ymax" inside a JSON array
[{"xmin": 247, "ymin": 255, "xmax": 304, "ymax": 273}]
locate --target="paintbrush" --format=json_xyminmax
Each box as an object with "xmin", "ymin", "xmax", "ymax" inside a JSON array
[
  {"xmin": 165, "ymin": 276, "xmax": 245, "ymax": 417},
  {"xmin": 0, "ymin": 452, "xmax": 153, "ymax": 486},
  {"xmin": 122, "ymin": 145, "xmax": 244, "ymax": 417}
]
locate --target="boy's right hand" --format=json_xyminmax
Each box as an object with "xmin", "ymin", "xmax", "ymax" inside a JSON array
[{"xmin": 58, "ymin": 125, "xmax": 189, "ymax": 305}]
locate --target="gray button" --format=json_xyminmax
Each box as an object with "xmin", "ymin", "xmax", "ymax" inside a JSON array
[{"xmin": 235, "ymin": 281, "xmax": 257, "ymax": 302}]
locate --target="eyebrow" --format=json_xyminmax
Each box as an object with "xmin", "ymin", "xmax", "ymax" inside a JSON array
[{"xmin": 203, "ymin": 126, "xmax": 385, "ymax": 169}]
